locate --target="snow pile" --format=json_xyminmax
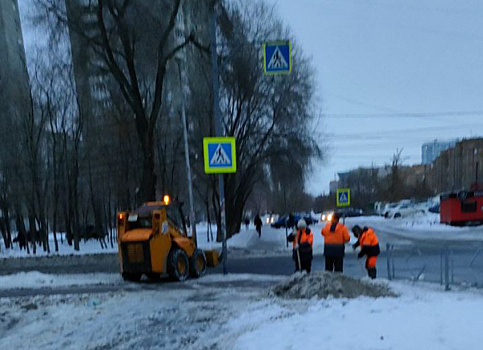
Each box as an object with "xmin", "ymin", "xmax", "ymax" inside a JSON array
[
  {"xmin": 272, "ymin": 272, "xmax": 396, "ymax": 299},
  {"xmin": 0, "ymin": 237, "xmax": 117, "ymax": 258},
  {"xmin": 0, "ymin": 271, "xmax": 122, "ymax": 290}
]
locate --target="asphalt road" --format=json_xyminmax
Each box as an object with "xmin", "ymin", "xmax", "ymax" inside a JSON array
[{"xmin": 2, "ymin": 226, "xmax": 483, "ymax": 298}]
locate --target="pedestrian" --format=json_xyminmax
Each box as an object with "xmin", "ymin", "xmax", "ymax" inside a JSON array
[
  {"xmin": 286, "ymin": 213, "xmax": 296, "ymax": 230},
  {"xmin": 351, "ymin": 225, "xmax": 380, "ymax": 279},
  {"xmin": 321, "ymin": 212, "xmax": 350, "ymax": 272},
  {"xmin": 254, "ymin": 214, "xmax": 263, "ymax": 237},
  {"xmin": 288, "ymin": 219, "xmax": 313, "ymax": 273},
  {"xmin": 244, "ymin": 217, "xmax": 250, "ymax": 230}
]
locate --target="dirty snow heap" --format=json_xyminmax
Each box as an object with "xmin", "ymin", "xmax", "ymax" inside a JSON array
[{"xmin": 271, "ymin": 272, "xmax": 397, "ymax": 299}]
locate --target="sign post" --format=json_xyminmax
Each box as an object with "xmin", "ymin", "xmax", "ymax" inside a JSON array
[
  {"xmin": 209, "ymin": 2, "xmax": 234, "ymax": 274},
  {"xmin": 203, "ymin": 137, "xmax": 237, "ymax": 274},
  {"xmin": 336, "ymin": 188, "xmax": 351, "ymax": 224}
]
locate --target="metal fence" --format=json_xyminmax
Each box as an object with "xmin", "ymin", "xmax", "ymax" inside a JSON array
[{"xmin": 385, "ymin": 243, "xmax": 483, "ymax": 290}]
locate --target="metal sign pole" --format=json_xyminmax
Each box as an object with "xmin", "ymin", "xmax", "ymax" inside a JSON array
[
  {"xmin": 210, "ymin": 0, "xmax": 227, "ymax": 274},
  {"xmin": 177, "ymin": 60, "xmax": 197, "ymax": 245}
]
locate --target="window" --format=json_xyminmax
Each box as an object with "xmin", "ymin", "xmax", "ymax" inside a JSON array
[
  {"xmin": 126, "ymin": 214, "xmax": 152, "ymax": 230},
  {"xmin": 166, "ymin": 206, "xmax": 186, "ymax": 234},
  {"xmin": 461, "ymin": 201, "xmax": 477, "ymax": 213}
]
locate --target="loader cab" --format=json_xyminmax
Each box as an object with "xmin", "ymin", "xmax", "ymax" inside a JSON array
[
  {"xmin": 165, "ymin": 204, "xmax": 188, "ymax": 236},
  {"xmin": 126, "ymin": 214, "xmax": 152, "ymax": 230},
  {"xmin": 126, "ymin": 202, "xmax": 187, "ymax": 235}
]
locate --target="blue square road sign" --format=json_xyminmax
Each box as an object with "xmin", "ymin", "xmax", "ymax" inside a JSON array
[
  {"xmin": 203, "ymin": 137, "xmax": 237, "ymax": 174},
  {"xmin": 263, "ymin": 41, "xmax": 292, "ymax": 75},
  {"xmin": 336, "ymin": 188, "xmax": 351, "ymax": 207}
]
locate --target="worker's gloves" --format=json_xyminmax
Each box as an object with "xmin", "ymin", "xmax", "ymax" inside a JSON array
[
  {"xmin": 357, "ymin": 251, "xmax": 364, "ymax": 259},
  {"xmin": 352, "ymin": 243, "xmax": 358, "ymax": 250}
]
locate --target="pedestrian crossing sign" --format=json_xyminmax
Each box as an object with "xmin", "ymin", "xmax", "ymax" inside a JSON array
[
  {"xmin": 203, "ymin": 137, "xmax": 237, "ymax": 174},
  {"xmin": 336, "ymin": 188, "xmax": 351, "ymax": 207},
  {"xmin": 263, "ymin": 41, "xmax": 292, "ymax": 75}
]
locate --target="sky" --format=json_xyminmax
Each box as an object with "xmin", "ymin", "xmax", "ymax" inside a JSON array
[
  {"xmin": 17, "ymin": 0, "xmax": 483, "ymax": 196},
  {"xmin": 267, "ymin": 0, "xmax": 483, "ymax": 195}
]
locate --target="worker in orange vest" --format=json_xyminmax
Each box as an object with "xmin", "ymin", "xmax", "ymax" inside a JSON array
[
  {"xmin": 321, "ymin": 213, "xmax": 350, "ymax": 272},
  {"xmin": 288, "ymin": 219, "xmax": 313, "ymax": 273},
  {"xmin": 351, "ymin": 225, "xmax": 380, "ymax": 279}
]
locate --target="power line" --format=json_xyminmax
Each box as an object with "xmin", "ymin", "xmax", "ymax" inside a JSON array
[
  {"xmin": 322, "ymin": 111, "xmax": 483, "ymax": 119},
  {"xmin": 323, "ymin": 122, "xmax": 483, "ymax": 138}
]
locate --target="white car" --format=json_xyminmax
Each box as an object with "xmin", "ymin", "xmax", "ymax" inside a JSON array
[
  {"xmin": 382, "ymin": 203, "xmax": 399, "ymax": 218},
  {"xmin": 385, "ymin": 204, "xmax": 425, "ymax": 219}
]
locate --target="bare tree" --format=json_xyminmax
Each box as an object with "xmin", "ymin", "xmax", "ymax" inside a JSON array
[
  {"xmin": 37, "ymin": 0, "xmax": 204, "ymax": 202},
  {"xmin": 211, "ymin": 0, "xmax": 322, "ymax": 235},
  {"xmin": 383, "ymin": 148, "xmax": 405, "ymax": 202}
]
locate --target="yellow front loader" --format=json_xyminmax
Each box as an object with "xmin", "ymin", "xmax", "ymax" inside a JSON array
[{"xmin": 117, "ymin": 197, "xmax": 206, "ymax": 282}]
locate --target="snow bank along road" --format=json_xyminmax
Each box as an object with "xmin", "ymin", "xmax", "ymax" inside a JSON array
[{"xmin": 1, "ymin": 273, "xmax": 483, "ymax": 350}]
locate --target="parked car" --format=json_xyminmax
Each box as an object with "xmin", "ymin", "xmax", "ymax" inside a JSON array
[
  {"xmin": 335, "ymin": 208, "xmax": 364, "ymax": 217},
  {"xmin": 296, "ymin": 212, "xmax": 318, "ymax": 225},
  {"xmin": 382, "ymin": 203, "xmax": 398, "ymax": 218},
  {"xmin": 271, "ymin": 215, "xmax": 294, "ymax": 229},
  {"xmin": 428, "ymin": 204, "xmax": 440, "ymax": 214},
  {"xmin": 385, "ymin": 203, "xmax": 425, "ymax": 219},
  {"xmin": 271, "ymin": 214, "xmax": 317, "ymax": 228}
]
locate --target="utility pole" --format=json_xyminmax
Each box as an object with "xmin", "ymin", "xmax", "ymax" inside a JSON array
[
  {"xmin": 210, "ymin": 0, "xmax": 228, "ymax": 274},
  {"xmin": 177, "ymin": 59, "xmax": 197, "ymax": 245}
]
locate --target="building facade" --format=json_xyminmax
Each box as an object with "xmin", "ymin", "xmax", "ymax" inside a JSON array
[
  {"xmin": 422, "ymin": 139, "xmax": 456, "ymax": 165},
  {"xmin": 63, "ymin": 0, "xmax": 212, "ymax": 209},
  {"xmin": 0, "ymin": 0, "xmax": 31, "ymax": 157},
  {"xmin": 430, "ymin": 138, "xmax": 483, "ymax": 193},
  {"xmin": 64, "ymin": 0, "xmax": 211, "ymax": 132}
]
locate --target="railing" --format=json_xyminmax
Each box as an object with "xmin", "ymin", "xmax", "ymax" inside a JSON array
[{"xmin": 385, "ymin": 243, "xmax": 483, "ymax": 290}]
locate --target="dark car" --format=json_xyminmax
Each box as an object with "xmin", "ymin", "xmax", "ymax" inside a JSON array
[
  {"xmin": 428, "ymin": 204, "xmax": 440, "ymax": 214},
  {"xmin": 271, "ymin": 214, "xmax": 317, "ymax": 229},
  {"xmin": 335, "ymin": 208, "xmax": 363, "ymax": 217},
  {"xmin": 299, "ymin": 213, "xmax": 318, "ymax": 225},
  {"xmin": 271, "ymin": 215, "xmax": 296, "ymax": 229}
]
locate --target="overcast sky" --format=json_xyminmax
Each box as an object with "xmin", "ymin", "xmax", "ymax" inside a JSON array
[
  {"xmin": 268, "ymin": 0, "xmax": 483, "ymax": 195},
  {"xmin": 18, "ymin": 0, "xmax": 483, "ymax": 196}
]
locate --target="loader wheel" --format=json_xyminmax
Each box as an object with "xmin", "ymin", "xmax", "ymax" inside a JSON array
[
  {"xmin": 168, "ymin": 249, "xmax": 189, "ymax": 281},
  {"xmin": 190, "ymin": 249, "xmax": 207, "ymax": 278},
  {"xmin": 122, "ymin": 272, "xmax": 142, "ymax": 282}
]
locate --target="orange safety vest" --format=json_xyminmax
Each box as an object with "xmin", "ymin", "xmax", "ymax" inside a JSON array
[
  {"xmin": 293, "ymin": 228, "xmax": 314, "ymax": 249},
  {"xmin": 321, "ymin": 222, "xmax": 350, "ymax": 245},
  {"xmin": 321, "ymin": 222, "xmax": 350, "ymax": 257},
  {"xmin": 360, "ymin": 228, "xmax": 379, "ymax": 248},
  {"xmin": 358, "ymin": 228, "xmax": 380, "ymax": 267}
]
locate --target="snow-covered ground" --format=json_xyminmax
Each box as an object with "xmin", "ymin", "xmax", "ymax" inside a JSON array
[
  {"xmin": 1, "ymin": 273, "xmax": 482, "ymax": 349},
  {"xmin": 0, "ymin": 272, "xmax": 122, "ymax": 290},
  {"xmin": 359, "ymin": 214, "xmax": 483, "ymax": 242},
  {"xmin": 1, "ymin": 214, "xmax": 483, "ymax": 349},
  {"xmin": 0, "ymin": 235, "xmax": 118, "ymax": 258},
  {"xmin": 198, "ymin": 212, "xmax": 483, "ymax": 257}
]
